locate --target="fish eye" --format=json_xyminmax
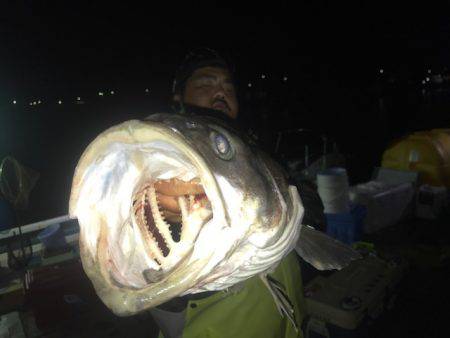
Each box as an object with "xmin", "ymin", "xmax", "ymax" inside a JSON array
[{"xmin": 210, "ymin": 131, "xmax": 234, "ymax": 160}]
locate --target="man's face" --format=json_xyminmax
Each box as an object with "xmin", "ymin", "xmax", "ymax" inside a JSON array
[{"xmin": 176, "ymin": 66, "xmax": 239, "ymax": 119}]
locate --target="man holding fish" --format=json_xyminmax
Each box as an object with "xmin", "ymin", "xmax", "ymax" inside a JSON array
[
  {"xmin": 146, "ymin": 48, "xmax": 305, "ymax": 337},
  {"xmin": 69, "ymin": 48, "xmax": 359, "ymax": 338}
]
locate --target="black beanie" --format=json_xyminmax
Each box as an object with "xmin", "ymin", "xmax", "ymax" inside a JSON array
[{"xmin": 172, "ymin": 47, "xmax": 234, "ymax": 95}]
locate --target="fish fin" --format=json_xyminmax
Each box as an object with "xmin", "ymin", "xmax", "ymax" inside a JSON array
[
  {"xmin": 295, "ymin": 225, "xmax": 362, "ymax": 270},
  {"xmin": 259, "ymin": 274, "xmax": 298, "ymax": 333}
]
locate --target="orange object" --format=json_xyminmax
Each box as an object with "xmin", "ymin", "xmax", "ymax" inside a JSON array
[{"xmin": 381, "ymin": 129, "xmax": 450, "ymax": 187}]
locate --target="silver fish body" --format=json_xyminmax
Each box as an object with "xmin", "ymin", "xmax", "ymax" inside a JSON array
[{"xmin": 69, "ymin": 113, "xmax": 359, "ymax": 316}]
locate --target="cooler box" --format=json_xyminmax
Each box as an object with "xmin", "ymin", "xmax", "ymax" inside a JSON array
[
  {"xmin": 349, "ymin": 181, "xmax": 414, "ymax": 234},
  {"xmin": 325, "ymin": 205, "xmax": 367, "ymax": 245},
  {"xmin": 304, "ymin": 255, "xmax": 406, "ymax": 337}
]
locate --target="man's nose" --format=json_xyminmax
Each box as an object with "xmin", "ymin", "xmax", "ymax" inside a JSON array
[{"xmin": 213, "ymin": 84, "xmax": 226, "ymax": 99}]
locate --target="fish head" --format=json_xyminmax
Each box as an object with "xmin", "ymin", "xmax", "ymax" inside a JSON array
[{"xmin": 69, "ymin": 113, "xmax": 302, "ymax": 315}]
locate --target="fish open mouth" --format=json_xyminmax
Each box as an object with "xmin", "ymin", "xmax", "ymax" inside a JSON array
[
  {"xmin": 100, "ymin": 140, "xmax": 215, "ymax": 287},
  {"xmin": 132, "ymin": 177, "xmax": 211, "ymax": 266},
  {"xmin": 71, "ymin": 133, "xmax": 216, "ymax": 289},
  {"xmin": 70, "ymin": 120, "xmax": 225, "ymax": 306}
]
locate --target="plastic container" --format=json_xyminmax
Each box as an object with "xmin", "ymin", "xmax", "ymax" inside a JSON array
[
  {"xmin": 304, "ymin": 255, "xmax": 406, "ymax": 332},
  {"xmin": 304, "ymin": 316, "xmax": 369, "ymax": 338},
  {"xmin": 37, "ymin": 223, "xmax": 67, "ymax": 251},
  {"xmin": 382, "ymin": 129, "xmax": 450, "ymax": 187},
  {"xmin": 317, "ymin": 168, "xmax": 350, "ymax": 213},
  {"xmin": 325, "ymin": 205, "xmax": 367, "ymax": 245},
  {"xmin": 349, "ymin": 181, "xmax": 414, "ymax": 234}
]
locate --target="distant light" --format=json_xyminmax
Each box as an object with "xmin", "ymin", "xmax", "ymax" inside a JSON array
[
  {"xmin": 145, "ymin": 88, "xmax": 150, "ymax": 93},
  {"xmin": 33, "ymin": 101, "xmax": 37, "ymax": 105},
  {"xmin": 98, "ymin": 91, "xmax": 104, "ymax": 96},
  {"xmin": 29, "ymin": 102, "xmax": 32, "ymax": 106},
  {"xmin": 426, "ymin": 77, "xmax": 430, "ymax": 82},
  {"xmin": 428, "ymin": 69, "xmax": 431, "ymax": 74},
  {"xmin": 38, "ymin": 100, "xmax": 41, "ymax": 104},
  {"xmin": 379, "ymin": 69, "xmax": 384, "ymax": 74},
  {"xmin": 283, "ymin": 76, "xmax": 288, "ymax": 82},
  {"xmin": 77, "ymin": 97, "xmax": 81, "ymax": 101},
  {"xmin": 13, "ymin": 100, "xmax": 17, "ymax": 104},
  {"xmin": 261, "ymin": 74, "xmax": 266, "ymax": 79},
  {"xmin": 248, "ymin": 83, "xmax": 252, "ymax": 88},
  {"xmin": 422, "ymin": 80, "xmax": 426, "ymax": 85},
  {"xmin": 58, "ymin": 100, "xmax": 62, "ymax": 104},
  {"xmin": 110, "ymin": 90, "xmax": 114, "ymax": 95}
]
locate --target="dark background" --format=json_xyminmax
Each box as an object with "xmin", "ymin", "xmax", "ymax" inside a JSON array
[{"xmin": 1, "ymin": 1, "xmax": 450, "ymax": 223}]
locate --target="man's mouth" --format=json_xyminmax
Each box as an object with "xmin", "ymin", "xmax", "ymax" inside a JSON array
[{"xmin": 212, "ymin": 100, "xmax": 230, "ymax": 113}]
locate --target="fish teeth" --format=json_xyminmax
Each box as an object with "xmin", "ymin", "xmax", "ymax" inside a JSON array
[
  {"xmin": 154, "ymin": 195, "xmax": 169, "ymax": 226},
  {"xmin": 147, "ymin": 252, "xmax": 161, "ymax": 267},
  {"xmin": 178, "ymin": 196, "xmax": 188, "ymax": 225},
  {"xmin": 131, "ymin": 188, "xmax": 165, "ymax": 263},
  {"xmin": 178, "ymin": 195, "xmax": 199, "ymax": 244},
  {"xmin": 148, "ymin": 185, "xmax": 175, "ymax": 249}
]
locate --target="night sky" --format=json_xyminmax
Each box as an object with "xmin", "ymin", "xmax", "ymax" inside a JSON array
[
  {"xmin": 2, "ymin": 2, "xmax": 449, "ymax": 99},
  {"xmin": 1, "ymin": 1, "xmax": 450, "ymax": 222}
]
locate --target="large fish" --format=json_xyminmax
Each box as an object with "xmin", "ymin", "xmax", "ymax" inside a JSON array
[{"xmin": 69, "ymin": 113, "xmax": 359, "ymax": 320}]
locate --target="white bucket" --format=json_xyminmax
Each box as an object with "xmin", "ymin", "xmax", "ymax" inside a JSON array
[{"xmin": 317, "ymin": 167, "xmax": 350, "ymax": 213}]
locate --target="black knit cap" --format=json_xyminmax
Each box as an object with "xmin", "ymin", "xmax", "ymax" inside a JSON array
[{"xmin": 172, "ymin": 47, "xmax": 235, "ymax": 95}]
